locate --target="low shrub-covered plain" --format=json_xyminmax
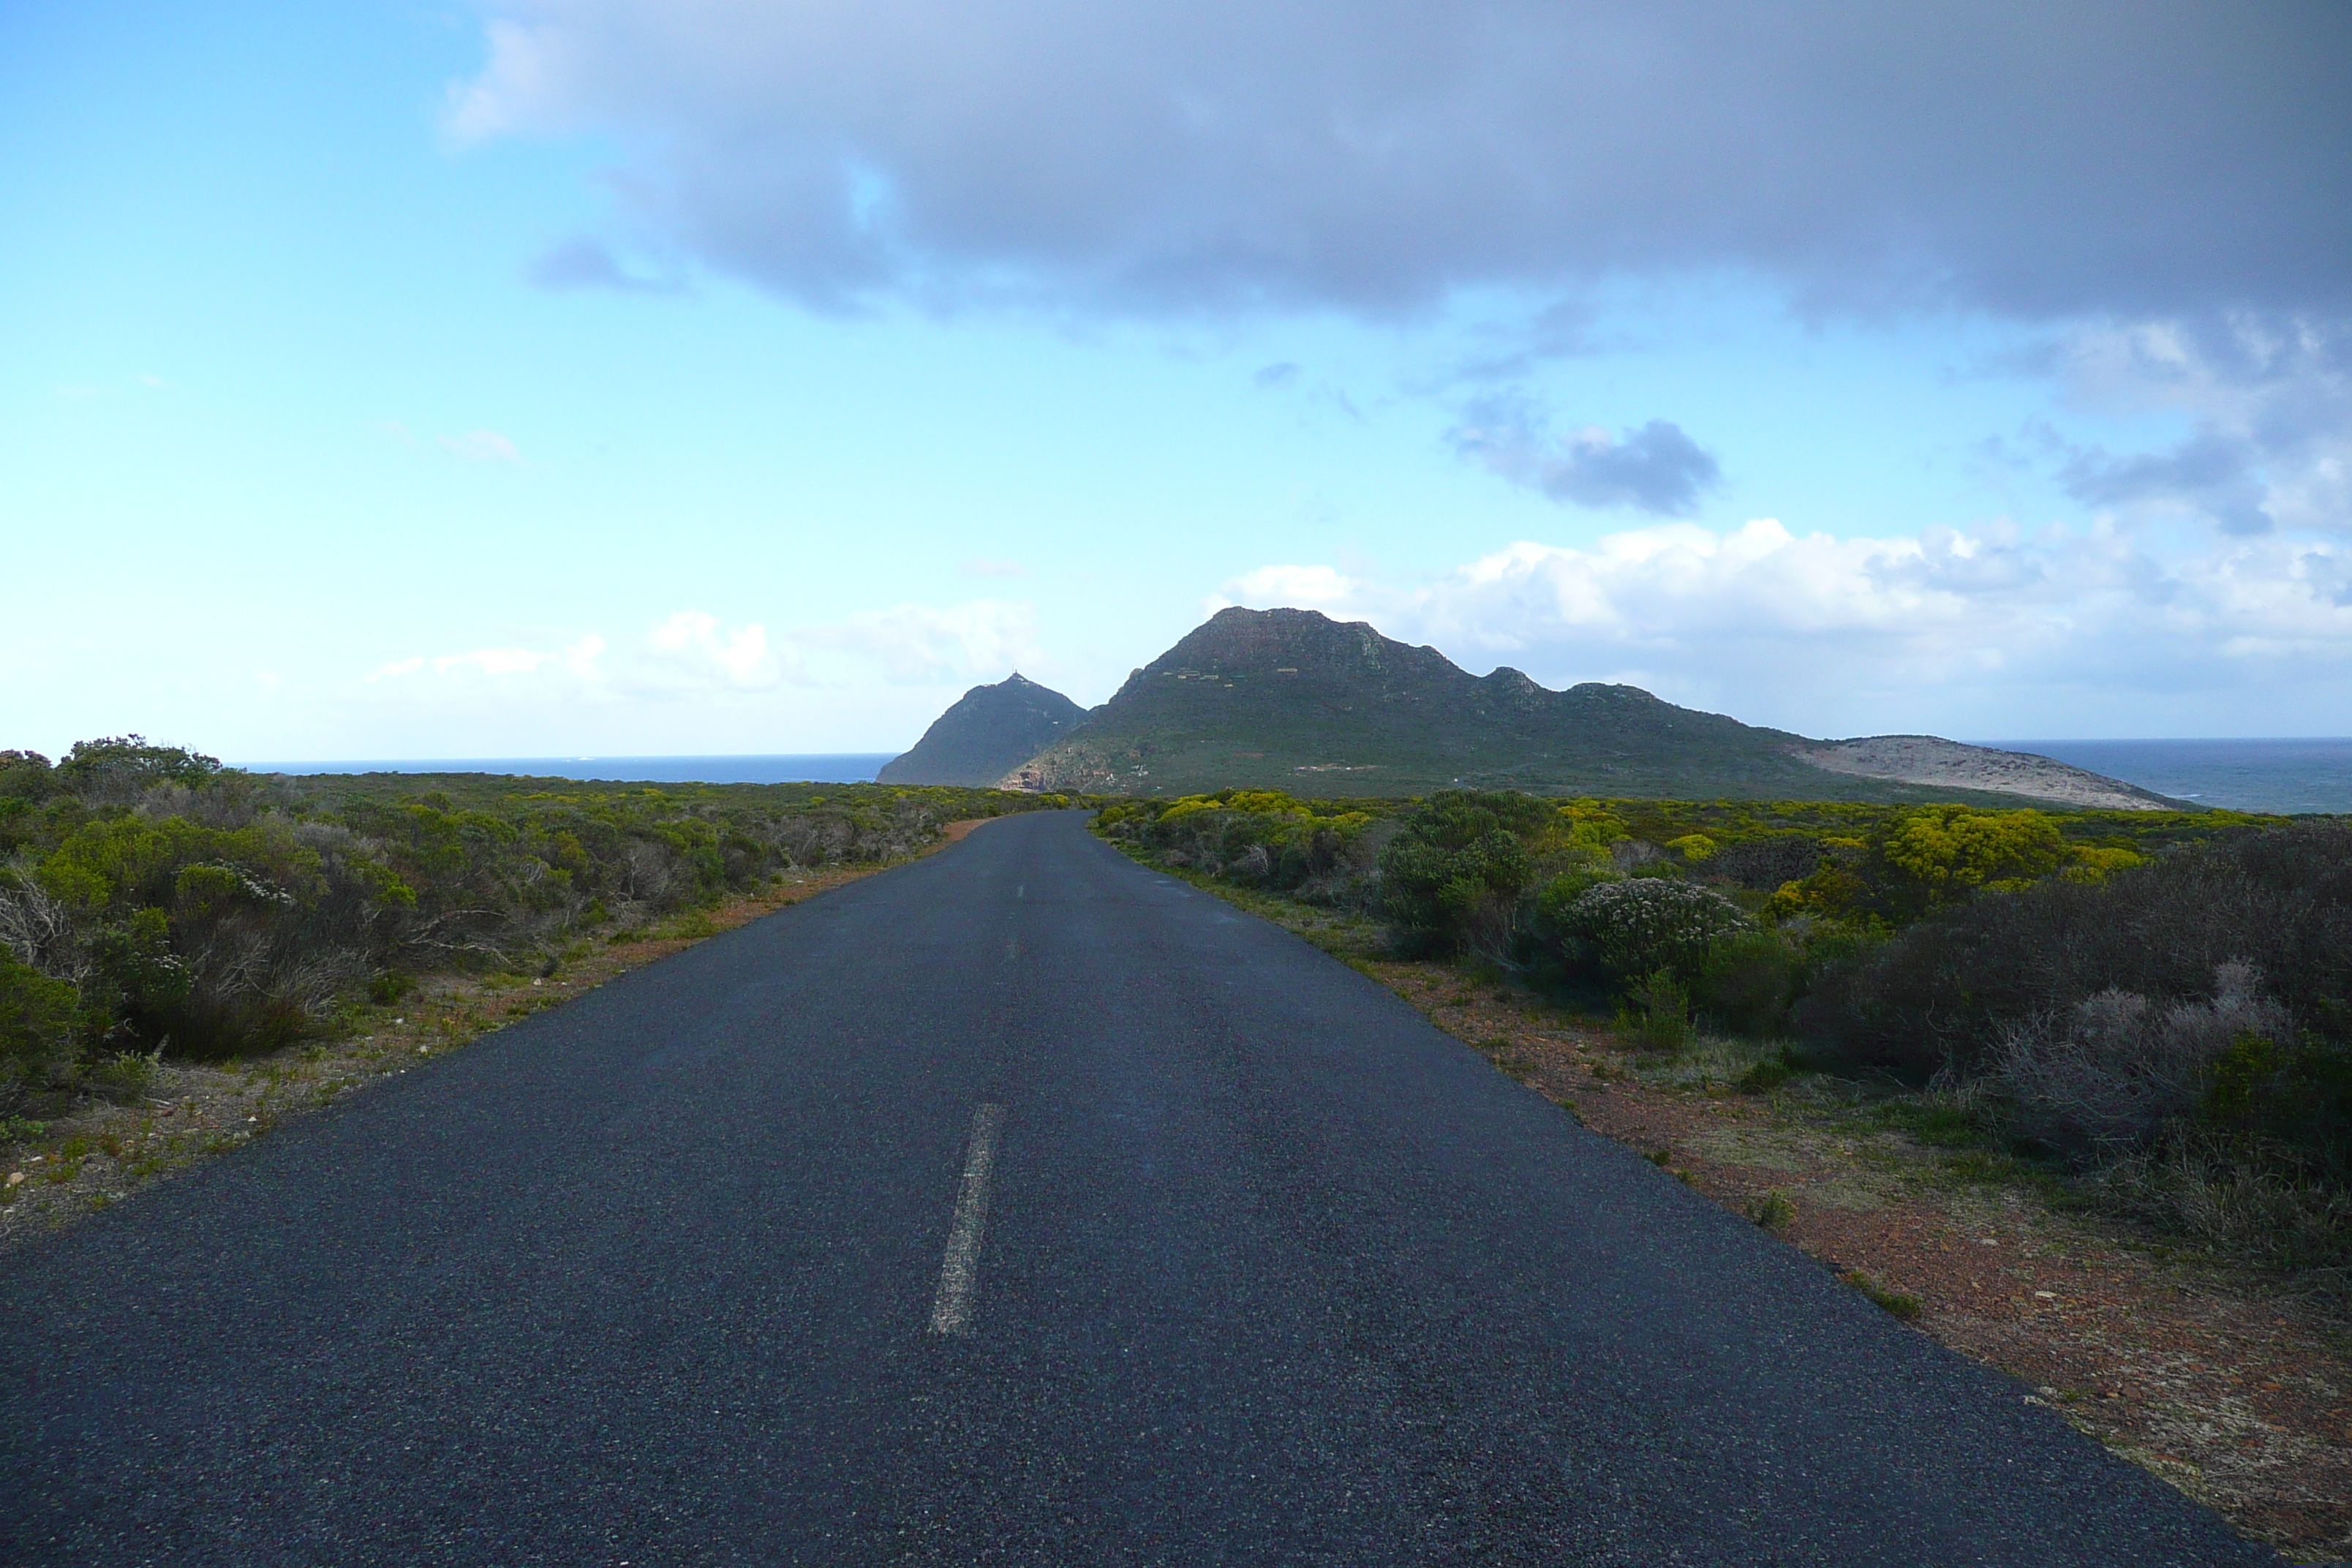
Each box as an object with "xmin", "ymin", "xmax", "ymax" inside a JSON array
[
  {"xmin": 1097, "ymin": 788, "xmax": 2352, "ymax": 1277},
  {"xmin": 0, "ymin": 738, "xmax": 1076, "ymax": 1128}
]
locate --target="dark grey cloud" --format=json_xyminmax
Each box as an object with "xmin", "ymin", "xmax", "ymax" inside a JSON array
[
  {"xmin": 458, "ymin": 2, "xmax": 2352, "ymax": 323},
  {"xmin": 1451, "ymin": 397, "xmax": 1721, "ymax": 514},
  {"xmin": 2062, "ymin": 429, "xmax": 2272, "ymax": 535}
]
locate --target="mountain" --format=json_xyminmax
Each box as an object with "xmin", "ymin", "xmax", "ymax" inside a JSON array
[
  {"xmin": 999, "ymin": 607, "xmax": 2173, "ymax": 809},
  {"xmin": 878, "ymin": 673, "xmax": 1089, "ymax": 787}
]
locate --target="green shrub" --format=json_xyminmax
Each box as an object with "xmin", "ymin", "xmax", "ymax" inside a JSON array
[
  {"xmin": 1692, "ymin": 927, "xmax": 1805, "ymax": 1037},
  {"xmin": 1789, "ymin": 821, "xmax": 2352, "ymax": 1271},
  {"xmin": 2092, "ymin": 1139, "xmax": 2351, "ymax": 1270},
  {"xmin": 1379, "ymin": 791, "xmax": 1547, "ymax": 954},
  {"xmin": 1531, "ymin": 868, "xmax": 1614, "ymax": 935},
  {"xmin": 1876, "ymin": 804, "xmax": 2068, "ymax": 901},
  {"xmin": 1797, "ymin": 821, "xmax": 2352, "ymax": 1084},
  {"xmin": 89, "ymin": 908, "xmax": 192, "ymax": 1028},
  {"xmin": 0, "ymin": 751, "xmax": 56, "ymax": 803},
  {"xmin": 1708, "ymin": 833, "xmax": 1830, "ymax": 891},
  {"xmin": 1841, "ymin": 1270, "xmax": 1922, "ymax": 1319},
  {"xmin": 0, "ymin": 739, "xmax": 1068, "ymax": 1071},
  {"xmin": 1109, "ymin": 789, "xmax": 1382, "ymax": 900},
  {"xmin": 0, "ymin": 951, "xmax": 83, "ymax": 1088},
  {"xmin": 1615, "ymin": 968, "xmax": 1695, "ymax": 1052},
  {"xmin": 55, "ymin": 736, "xmax": 222, "ymax": 794},
  {"xmin": 84, "ymin": 1048, "xmax": 160, "ymax": 1100}
]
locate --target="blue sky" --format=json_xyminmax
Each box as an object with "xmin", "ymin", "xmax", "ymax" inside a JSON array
[{"xmin": 5, "ymin": 1, "xmax": 2348, "ymax": 761}]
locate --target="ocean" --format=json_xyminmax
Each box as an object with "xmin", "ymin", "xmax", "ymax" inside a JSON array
[
  {"xmin": 243, "ymin": 741, "xmax": 2352, "ymax": 814},
  {"xmin": 242, "ymin": 754, "xmax": 899, "ymax": 786},
  {"xmin": 1986, "ymin": 739, "xmax": 2352, "ymax": 815}
]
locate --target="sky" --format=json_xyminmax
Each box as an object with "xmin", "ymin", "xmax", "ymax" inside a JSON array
[{"xmin": 4, "ymin": 1, "xmax": 2349, "ymax": 762}]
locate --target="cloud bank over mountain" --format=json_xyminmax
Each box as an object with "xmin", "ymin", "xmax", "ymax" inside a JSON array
[{"xmin": 1218, "ymin": 519, "xmax": 2352, "ymax": 737}]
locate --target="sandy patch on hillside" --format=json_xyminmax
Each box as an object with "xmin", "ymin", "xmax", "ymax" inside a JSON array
[{"xmin": 1798, "ymin": 735, "xmax": 2176, "ymax": 810}]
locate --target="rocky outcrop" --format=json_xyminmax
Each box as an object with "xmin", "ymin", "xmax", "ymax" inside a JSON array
[{"xmin": 878, "ymin": 673, "xmax": 1088, "ymax": 788}]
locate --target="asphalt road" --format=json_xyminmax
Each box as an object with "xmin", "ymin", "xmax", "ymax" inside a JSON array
[{"xmin": 0, "ymin": 811, "xmax": 2279, "ymax": 1565}]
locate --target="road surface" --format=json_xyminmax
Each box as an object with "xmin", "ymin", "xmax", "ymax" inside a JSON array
[{"xmin": 0, "ymin": 811, "xmax": 2277, "ymax": 1564}]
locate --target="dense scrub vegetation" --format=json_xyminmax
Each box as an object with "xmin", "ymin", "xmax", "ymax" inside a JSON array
[
  {"xmin": 1098, "ymin": 788, "xmax": 2349, "ymax": 1273},
  {"xmin": 0, "ymin": 739, "xmax": 1068, "ymax": 1123}
]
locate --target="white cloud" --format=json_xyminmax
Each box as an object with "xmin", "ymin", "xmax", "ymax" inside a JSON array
[
  {"xmin": 439, "ymin": 429, "xmax": 523, "ymax": 463},
  {"xmin": 320, "ymin": 600, "xmax": 1049, "ymax": 757},
  {"xmin": 1221, "ymin": 519, "xmax": 2352, "ymax": 735},
  {"xmin": 1208, "ymin": 564, "xmax": 1361, "ymax": 617},
  {"xmin": 638, "ymin": 612, "xmax": 787, "ymax": 690},
  {"xmin": 365, "ymin": 600, "xmax": 1033, "ymax": 704},
  {"xmin": 799, "ymin": 599, "xmax": 1040, "ymax": 684}
]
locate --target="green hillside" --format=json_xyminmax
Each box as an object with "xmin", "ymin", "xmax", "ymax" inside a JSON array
[
  {"xmin": 879, "ymin": 672, "xmax": 1088, "ymax": 786},
  {"xmin": 1009, "ymin": 608, "xmax": 2116, "ymax": 805}
]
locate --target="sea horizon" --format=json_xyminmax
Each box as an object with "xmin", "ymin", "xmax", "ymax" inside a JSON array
[
  {"xmin": 240, "ymin": 753, "xmax": 900, "ymax": 786},
  {"xmin": 1978, "ymin": 737, "xmax": 2352, "ymax": 816},
  {"xmin": 237, "ymin": 739, "xmax": 2352, "ymax": 815}
]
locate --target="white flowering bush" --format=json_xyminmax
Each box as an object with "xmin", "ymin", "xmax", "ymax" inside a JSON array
[{"xmin": 1564, "ymin": 877, "xmax": 1749, "ymax": 981}]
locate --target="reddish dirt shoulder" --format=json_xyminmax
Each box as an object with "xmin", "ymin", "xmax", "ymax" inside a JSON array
[{"xmin": 1374, "ymin": 960, "xmax": 2352, "ymax": 1564}]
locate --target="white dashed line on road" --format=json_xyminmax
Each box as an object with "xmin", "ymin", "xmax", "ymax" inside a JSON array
[{"xmin": 930, "ymin": 1103, "xmax": 1006, "ymax": 1335}]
